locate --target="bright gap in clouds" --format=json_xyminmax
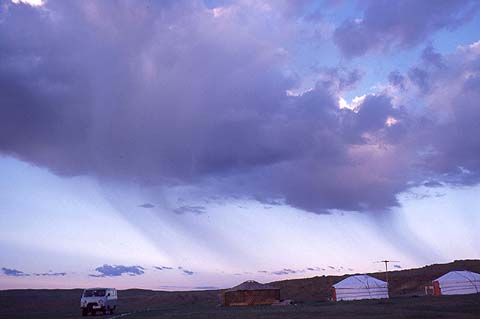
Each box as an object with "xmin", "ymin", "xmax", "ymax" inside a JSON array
[
  {"xmin": 338, "ymin": 95, "xmax": 366, "ymax": 111},
  {"xmin": 11, "ymin": 0, "xmax": 44, "ymax": 7}
]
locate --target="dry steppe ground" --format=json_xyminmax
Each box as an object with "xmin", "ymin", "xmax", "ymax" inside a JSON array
[
  {"xmin": 0, "ymin": 290, "xmax": 479, "ymax": 319},
  {"xmin": 1, "ymin": 260, "xmax": 479, "ymax": 319}
]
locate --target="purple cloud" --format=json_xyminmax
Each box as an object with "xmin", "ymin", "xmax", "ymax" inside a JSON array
[
  {"xmin": 2, "ymin": 267, "xmax": 30, "ymax": 277},
  {"xmin": 89, "ymin": 265, "xmax": 145, "ymax": 277},
  {"xmin": 334, "ymin": 0, "xmax": 479, "ymax": 58},
  {"xmin": 0, "ymin": 1, "xmax": 479, "ymax": 216}
]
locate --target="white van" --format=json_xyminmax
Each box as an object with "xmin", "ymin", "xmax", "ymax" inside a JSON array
[{"xmin": 80, "ymin": 288, "xmax": 117, "ymax": 316}]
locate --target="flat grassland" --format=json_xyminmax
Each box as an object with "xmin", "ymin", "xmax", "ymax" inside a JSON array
[{"xmin": 0, "ymin": 289, "xmax": 479, "ymax": 319}]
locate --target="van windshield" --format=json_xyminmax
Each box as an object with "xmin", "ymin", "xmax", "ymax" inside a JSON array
[{"xmin": 83, "ymin": 289, "xmax": 106, "ymax": 297}]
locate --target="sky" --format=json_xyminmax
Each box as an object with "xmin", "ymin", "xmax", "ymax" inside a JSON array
[{"xmin": 0, "ymin": 0, "xmax": 479, "ymax": 290}]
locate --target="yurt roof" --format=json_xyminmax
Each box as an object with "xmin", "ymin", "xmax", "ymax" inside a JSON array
[
  {"xmin": 226, "ymin": 280, "xmax": 278, "ymax": 292},
  {"xmin": 434, "ymin": 270, "xmax": 480, "ymax": 282},
  {"xmin": 333, "ymin": 274, "xmax": 387, "ymax": 289}
]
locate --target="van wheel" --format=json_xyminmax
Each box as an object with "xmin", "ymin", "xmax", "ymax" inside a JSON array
[
  {"xmin": 82, "ymin": 308, "xmax": 88, "ymax": 316},
  {"xmin": 109, "ymin": 307, "xmax": 114, "ymax": 315}
]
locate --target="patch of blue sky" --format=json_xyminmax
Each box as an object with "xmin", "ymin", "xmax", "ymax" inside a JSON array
[{"xmin": 431, "ymin": 12, "xmax": 480, "ymax": 54}]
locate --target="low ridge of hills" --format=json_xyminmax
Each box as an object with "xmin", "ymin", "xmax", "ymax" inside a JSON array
[{"xmin": 270, "ymin": 259, "xmax": 480, "ymax": 301}]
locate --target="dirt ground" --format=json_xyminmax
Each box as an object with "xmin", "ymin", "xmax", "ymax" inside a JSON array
[{"xmin": 0, "ymin": 290, "xmax": 479, "ymax": 319}]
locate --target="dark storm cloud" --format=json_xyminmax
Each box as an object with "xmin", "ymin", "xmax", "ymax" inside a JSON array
[
  {"xmin": 0, "ymin": 1, "xmax": 480, "ymax": 215},
  {"xmin": 341, "ymin": 94, "xmax": 408, "ymax": 144},
  {"xmin": 403, "ymin": 43, "xmax": 480, "ymax": 185},
  {"xmin": 1, "ymin": 267, "xmax": 30, "ymax": 277},
  {"xmin": 334, "ymin": 0, "xmax": 479, "ymax": 58},
  {"xmin": 89, "ymin": 265, "xmax": 145, "ymax": 277}
]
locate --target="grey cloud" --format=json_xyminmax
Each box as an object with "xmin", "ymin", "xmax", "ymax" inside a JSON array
[
  {"xmin": 334, "ymin": 0, "xmax": 480, "ymax": 58},
  {"xmin": 89, "ymin": 265, "xmax": 145, "ymax": 277},
  {"xmin": 178, "ymin": 266, "xmax": 194, "ymax": 276},
  {"xmin": 138, "ymin": 203, "xmax": 155, "ymax": 208},
  {"xmin": 401, "ymin": 43, "xmax": 480, "ymax": 186},
  {"xmin": 311, "ymin": 67, "xmax": 364, "ymax": 92},
  {"xmin": 173, "ymin": 205, "xmax": 207, "ymax": 215},
  {"xmin": 271, "ymin": 268, "xmax": 297, "ymax": 275},
  {"xmin": 388, "ymin": 71, "xmax": 405, "ymax": 90},
  {"xmin": 423, "ymin": 181, "xmax": 443, "ymax": 188},
  {"xmin": 33, "ymin": 272, "xmax": 67, "ymax": 276},
  {"xmin": 421, "ymin": 45, "xmax": 444, "ymax": 69},
  {"xmin": 2, "ymin": 267, "xmax": 30, "ymax": 277},
  {"xmin": 154, "ymin": 266, "xmax": 173, "ymax": 270},
  {"xmin": 394, "ymin": 265, "xmax": 402, "ymax": 269},
  {"xmin": 271, "ymin": 271, "xmax": 290, "ymax": 275},
  {"xmin": 2, "ymin": 267, "xmax": 67, "ymax": 277},
  {"xmin": 408, "ymin": 67, "xmax": 431, "ymax": 93}
]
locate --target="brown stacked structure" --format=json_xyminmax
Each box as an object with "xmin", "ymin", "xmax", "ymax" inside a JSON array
[{"xmin": 221, "ymin": 280, "xmax": 280, "ymax": 306}]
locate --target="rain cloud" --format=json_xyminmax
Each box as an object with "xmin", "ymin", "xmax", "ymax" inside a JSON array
[{"xmin": 0, "ymin": 0, "xmax": 480, "ymax": 215}]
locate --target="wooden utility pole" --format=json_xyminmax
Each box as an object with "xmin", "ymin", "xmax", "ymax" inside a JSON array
[{"xmin": 374, "ymin": 260, "xmax": 399, "ymax": 285}]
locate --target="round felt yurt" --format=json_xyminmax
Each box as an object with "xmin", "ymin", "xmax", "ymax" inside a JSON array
[
  {"xmin": 332, "ymin": 274, "xmax": 389, "ymax": 301},
  {"xmin": 432, "ymin": 270, "xmax": 480, "ymax": 296},
  {"xmin": 221, "ymin": 280, "xmax": 280, "ymax": 306}
]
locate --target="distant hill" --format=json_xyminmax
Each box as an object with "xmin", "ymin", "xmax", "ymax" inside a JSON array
[{"xmin": 269, "ymin": 259, "xmax": 480, "ymax": 301}]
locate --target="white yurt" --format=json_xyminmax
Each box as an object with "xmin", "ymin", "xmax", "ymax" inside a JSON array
[
  {"xmin": 332, "ymin": 274, "xmax": 389, "ymax": 301},
  {"xmin": 433, "ymin": 270, "xmax": 480, "ymax": 296}
]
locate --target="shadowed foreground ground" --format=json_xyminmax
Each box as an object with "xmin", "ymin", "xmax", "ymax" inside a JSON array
[{"xmin": 0, "ymin": 289, "xmax": 479, "ymax": 319}]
